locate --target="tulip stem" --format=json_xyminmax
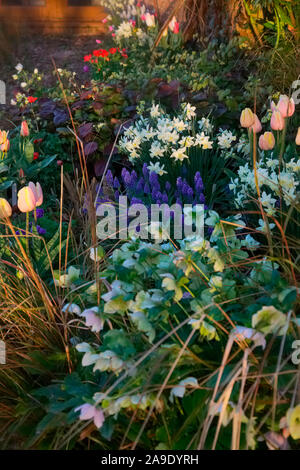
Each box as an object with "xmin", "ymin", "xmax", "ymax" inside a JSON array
[{"xmin": 26, "ymin": 212, "xmax": 29, "ymax": 255}]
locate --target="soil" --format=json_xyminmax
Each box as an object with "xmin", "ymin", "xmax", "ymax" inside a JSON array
[{"xmin": 0, "ymin": 34, "xmax": 106, "ymax": 129}]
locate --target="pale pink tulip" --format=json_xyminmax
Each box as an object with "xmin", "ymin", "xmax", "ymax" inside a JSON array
[
  {"xmin": 240, "ymin": 108, "xmax": 255, "ymax": 128},
  {"xmin": 277, "ymin": 95, "xmax": 295, "ymax": 118},
  {"xmin": 250, "ymin": 114, "xmax": 262, "ymax": 133},
  {"xmin": 271, "ymin": 110, "xmax": 284, "ymax": 131},
  {"xmin": 17, "ymin": 186, "xmax": 36, "ymax": 213},
  {"xmin": 29, "ymin": 182, "xmax": 43, "ymax": 207},
  {"xmin": 0, "ymin": 198, "xmax": 12, "ymax": 219},
  {"xmin": 296, "ymin": 127, "xmax": 300, "ymax": 146},
  {"xmin": 259, "ymin": 132, "xmax": 275, "ymax": 151}
]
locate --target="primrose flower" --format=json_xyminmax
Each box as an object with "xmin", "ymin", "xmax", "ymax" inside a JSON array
[
  {"xmin": 0, "ymin": 198, "xmax": 12, "ymax": 219},
  {"xmin": 75, "ymin": 403, "xmax": 105, "ymax": 429},
  {"xmin": 28, "ymin": 182, "xmax": 43, "ymax": 207},
  {"xmin": 286, "ymin": 405, "xmax": 300, "ymax": 440},
  {"xmin": 271, "ymin": 110, "xmax": 284, "ymax": 131},
  {"xmin": 277, "ymin": 95, "xmax": 295, "ymax": 118},
  {"xmin": 296, "ymin": 127, "xmax": 300, "ymax": 146},
  {"xmin": 240, "ymin": 108, "xmax": 255, "ymax": 128},
  {"xmin": 20, "ymin": 121, "xmax": 29, "ymax": 137},
  {"xmin": 259, "ymin": 131, "xmax": 275, "ymax": 150},
  {"xmin": 17, "ymin": 186, "xmax": 36, "ymax": 213}
]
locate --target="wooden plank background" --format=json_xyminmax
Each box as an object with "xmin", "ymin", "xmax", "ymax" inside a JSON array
[{"xmin": 0, "ymin": 0, "xmax": 107, "ymax": 34}]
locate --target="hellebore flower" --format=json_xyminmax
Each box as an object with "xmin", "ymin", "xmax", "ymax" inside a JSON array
[
  {"xmin": 75, "ymin": 403, "xmax": 105, "ymax": 429},
  {"xmin": 252, "ymin": 306, "xmax": 287, "ymax": 336},
  {"xmin": 0, "ymin": 198, "xmax": 12, "ymax": 219},
  {"xmin": 259, "ymin": 132, "xmax": 275, "ymax": 150},
  {"xmin": 17, "ymin": 186, "xmax": 36, "ymax": 213},
  {"xmin": 20, "ymin": 121, "xmax": 29, "ymax": 137},
  {"xmin": 240, "ymin": 108, "xmax": 255, "ymax": 128},
  {"xmin": 80, "ymin": 307, "xmax": 104, "ymax": 333},
  {"xmin": 271, "ymin": 110, "xmax": 284, "ymax": 131}
]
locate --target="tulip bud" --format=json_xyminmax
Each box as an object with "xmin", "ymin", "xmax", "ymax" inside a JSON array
[
  {"xmin": 277, "ymin": 95, "xmax": 295, "ymax": 118},
  {"xmin": 17, "ymin": 186, "xmax": 36, "ymax": 213},
  {"xmin": 20, "ymin": 121, "xmax": 29, "ymax": 137},
  {"xmin": 240, "ymin": 108, "xmax": 255, "ymax": 128},
  {"xmin": 0, "ymin": 198, "xmax": 12, "ymax": 219},
  {"xmin": 296, "ymin": 127, "xmax": 300, "ymax": 146},
  {"xmin": 271, "ymin": 110, "xmax": 284, "ymax": 131},
  {"xmin": 250, "ymin": 114, "xmax": 262, "ymax": 133},
  {"xmin": 29, "ymin": 182, "xmax": 43, "ymax": 207},
  {"xmin": 259, "ymin": 132, "xmax": 275, "ymax": 151}
]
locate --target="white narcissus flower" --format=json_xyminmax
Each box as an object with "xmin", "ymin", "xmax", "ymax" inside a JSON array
[
  {"xmin": 171, "ymin": 147, "xmax": 189, "ymax": 161},
  {"xmin": 150, "ymin": 103, "xmax": 160, "ymax": 119},
  {"xmin": 147, "ymin": 161, "xmax": 167, "ymax": 175},
  {"xmin": 20, "ymin": 82, "xmax": 27, "ymax": 89},
  {"xmin": 75, "ymin": 403, "xmax": 105, "ymax": 429}
]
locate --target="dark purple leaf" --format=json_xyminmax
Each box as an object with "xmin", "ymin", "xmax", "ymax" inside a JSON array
[
  {"xmin": 84, "ymin": 141, "xmax": 98, "ymax": 156},
  {"xmin": 78, "ymin": 123, "xmax": 93, "ymax": 139}
]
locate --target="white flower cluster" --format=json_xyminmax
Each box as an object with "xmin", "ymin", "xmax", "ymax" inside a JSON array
[
  {"xmin": 229, "ymin": 156, "xmax": 300, "ymax": 216},
  {"xmin": 101, "ymin": 0, "xmax": 142, "ymax": 18},
  {"xmin": 115, "ymin": 20, "xmax": 133, "ymax": 40},
  {"xmin": 217, "ymin": 129, "xmax": 237, "ymax": 149},
  {"xmin": 119, "ymin": 103, "xmax": 213, "ymax": 169}
]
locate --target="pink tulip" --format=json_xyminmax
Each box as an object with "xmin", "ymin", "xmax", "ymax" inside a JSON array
[
  {"xmin": 17, "ymin": 186, "xmax": 36, "ymax": 213},
  {"xmin": 270, "ymin": 101, "xmax": 277, "ymax": 112},
  {"xmin": 240, "ymin": 108, "xmax": 255, "ymax": 128},
  {"xmin": 0, "ymin": 198, "xmax": 12, "ymax": 219},
  {"xmin": 259, "ymin": 132, "xmax": 275, "ymax": 151},
  {"xmin": 20, "ymin": 121, "xmax": 29, "ymax": 137},
  {"xmin": 296, "ymin": 127, "xmax": 300, "ymax": 146},
  {"xmin": 250, "ymin": 114, "xmax": 262, "ymax": 133},
  {"xmin": 277, "ymin": 95, "xmax": 295, "ymax": 118},
  {"xmin": 271, "ymin": 110, "xmax": 284, "ymax": 131},
  {"xmin": 29, "ymin": 182, "xmax": 43, "ymax": 207}
]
